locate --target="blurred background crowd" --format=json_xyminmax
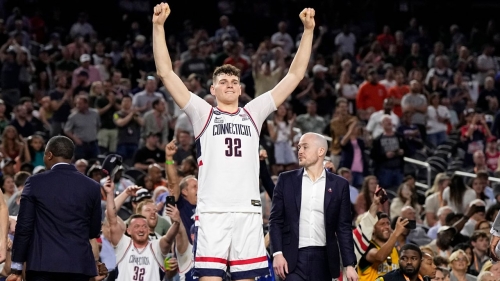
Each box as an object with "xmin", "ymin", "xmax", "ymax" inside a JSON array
[{"xmin": 2, "ymin": 0, "xmax": 500, "ymax": 280}]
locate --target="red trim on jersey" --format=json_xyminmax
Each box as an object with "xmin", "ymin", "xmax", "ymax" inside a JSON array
[
  {"xmin": 229, "ymin": 256, "xmax": 267, "ymax": 266},
  {"xmin": 195, "ymin": 108, "xmax": 214, "ymax": 141},
  {"xmin": 149, "ymin": 243, "xmax": 166, "ymax": 272},
  {"xmin": 116, "ymin": 239, "xmax": 133, "ymax": 266},
  {"xmin": 242, "ymin": 108, "xmax": 259, "ymax": 135},
  {"xmin": 195, "ymin": 257, "xmax": 228, "ymax": 264},
  {"xmin": 216, "ymin": 107, "xmax": 240, "ymax": 115}
]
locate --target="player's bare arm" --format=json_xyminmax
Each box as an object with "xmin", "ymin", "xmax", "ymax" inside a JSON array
[
  {"xmin": 152, "ymin": 2, "xmax": 191, "ymax": 108},
  {"xmin": 103, "ymin": 178, "xmax": 123, "ymax": 246},
  {"xmin": 160, "ymin": 205, "xmax": 181, "ymax": 254},
  {"xmin": 270, "ymin": 8, "xmax": 315, "ymax": 107},
  {"xmin": 165, "ymin": 139, "xmax": 180, "ymax": 200}
]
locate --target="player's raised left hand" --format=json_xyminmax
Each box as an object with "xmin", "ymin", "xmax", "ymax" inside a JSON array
[{"xmin": 299, "ymin": 8, "xmax": 315, "ymax": 30}]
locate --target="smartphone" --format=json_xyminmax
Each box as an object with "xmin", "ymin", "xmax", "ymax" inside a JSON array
[
  {"xmin": 476, "ymin": 205, "xmax": 486, "ymax": 213},
  {"xmin": 375, "ymin": 186, "xmax": 388, "ymax": 204},
  {"xmin": 166, "ymin": 196, "xmax": 176, "ymax": 207},
  {"xmin": 405, "ymin": 220, "xmax": 417, "ymax": 230}
]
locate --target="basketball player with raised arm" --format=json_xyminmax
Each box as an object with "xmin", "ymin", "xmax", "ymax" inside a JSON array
[
  {"xmin": 152, "ymin": 3, "xmax": 315, "ymax": 281},
  {"xmin": 103, "ymin": 178, "xmax": 180, "ymax": 281}
]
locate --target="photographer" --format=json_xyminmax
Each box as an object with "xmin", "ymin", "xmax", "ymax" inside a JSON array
[{"xmin": 357, "ymin": 213, "xmax": 409, "ymax": 281}]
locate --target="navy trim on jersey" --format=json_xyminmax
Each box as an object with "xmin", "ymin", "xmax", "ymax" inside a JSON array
[
  {"xmin": 196, "ymin": 138, "xmax": 201, "ymax": 159},
  {"xmin": 195, "ymin": 108, "xmax": 214, "ymax": 141},
  {"xmin": 242, "ymin": 108, "xmax": 260, "ymax": 135},
  {"xmin": 232, "ymin": 267, "xmax": 270, "ymax": 280},
  {"xmin": 193, "ymin": 268, "xmax": 226, "ymax": 279},
  {"xmin": 215, "ymin": 107, "xmax": 241, "ymax": 116}
]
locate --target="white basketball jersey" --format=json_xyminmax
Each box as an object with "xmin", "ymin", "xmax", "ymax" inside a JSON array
[
  {"xmin": 183, "ymin": 92, "xmax": 277, "ymax": 213},
  {"xmin": 175, "ymin": 242, "xmax": 194, "ymax": 281},
  {"xmin": 115, "ymin": 236, "xmax": 165, "ymax": 281}
]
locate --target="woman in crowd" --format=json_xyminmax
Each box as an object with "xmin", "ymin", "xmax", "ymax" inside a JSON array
[
  {"xmin": 355, "ymin": 175, "xmax": 389, "ymax": 217},
  {"xmin": 390, "ymin": 182, "xmax": 422, "ymax": 220},
  {"xmin": 448, "ymin": 250, "xmax": 476, "ymax": 281},
  {"xmin": 425, "ymin": 173, "xmax": 451, "ymax": 227},
  {"xmin": 442, "ymin": 174, "xmax": 476, "ymax": 213}
]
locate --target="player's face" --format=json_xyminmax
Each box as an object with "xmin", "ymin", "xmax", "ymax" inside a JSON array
[
  {"xmin": 140, "ymin": 203, "xmax": 158, "ymax": 230},
  {"xmin": 211, "ymin": 74, "xmax": 241, "ymax": 105},
  {"xmin": 128, "ymin": 218, "xmax": 149, "ymax": 243},
  {"xmin": 297, "ymin": 136, "xmax": 320, "ymax": 168}
]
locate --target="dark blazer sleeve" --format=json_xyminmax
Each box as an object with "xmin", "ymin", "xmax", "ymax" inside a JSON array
[
  {"xmin": 11, "ymin": 178, "xmax": 35, "ymax": 263},
  {"xmin": 337, "ymin": 179, "xmax": 357, "ymax": 266},
  {"xmin": 89, "ymin": 183, "xmax": 102, "ymax": 239},
  {"xmin": 269, "ymin": 173, "xmax": 286, "ymax": 254}
]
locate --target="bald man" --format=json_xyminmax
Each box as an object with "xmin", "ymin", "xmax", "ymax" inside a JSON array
[{"xmin": 269, "ymin": 133, "xmax": 358, "ymax": 281}]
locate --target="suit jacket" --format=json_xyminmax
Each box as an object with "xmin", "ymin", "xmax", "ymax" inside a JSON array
[
  {"xmin": 12, "ymin": 163, "xmax": 102, "ymax": 276},
  {"xmin": 269, "ymin": 168, "xmax": 356, "ymax": 278}
]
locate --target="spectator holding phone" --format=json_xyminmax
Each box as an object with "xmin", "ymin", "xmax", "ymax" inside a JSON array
[
  {"xmin": 357, "ymin": 214, "xmax": 409, "ymax": 281},
  {"xmin": 355, "ymin": 176, "xmax": 390, "ymax": 218}
]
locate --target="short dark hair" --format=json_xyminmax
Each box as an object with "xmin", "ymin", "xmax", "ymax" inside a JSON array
[
  {"xmin": 400, "ymin": 243, "xmax": 422, "ymax": 259},
  {"xmin": 213, "ymin": 64, "xmax": 241, "ymax": 82},
  {"xmin": 14, "ymin": 171, "xmax": 30, "ymax": 187},
  {"xmin": 452, "ymin": 242, "xmax": 472, "ymax": 253},
  {"xmin": 152, "ymin": 99, "xmax": 162, "ymax": 108},
  {"xmin": 470, "ymin": 231, "xmax": 488, "ymax": 242},
  {"xmin": 376, "ymin": 212, "xmax": 389, "ymax": 221},
  {"xmin": 128, "ymin": 214, "xmax": 147, "ymax": 224},
  {"xmin": 46, "ymin": 136, "xmax": 74, "ymax": 160},
  {"xmin": 19, "ymin": 97, "xmax": 32, "ymax": 104}
]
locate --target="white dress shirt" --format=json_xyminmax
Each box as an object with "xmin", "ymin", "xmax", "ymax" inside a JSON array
[{"xmin": 298, "ymin": 169, "xmax": 327, "ymax": 248}]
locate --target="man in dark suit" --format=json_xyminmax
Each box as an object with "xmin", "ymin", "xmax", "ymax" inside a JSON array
[
  {"xmin": 269, "ymin": 133, "xmax": 358, "ymax": 281},
  {"xmin": 9, "ymin": 136, "xmax": 102, "ymax": 281}
]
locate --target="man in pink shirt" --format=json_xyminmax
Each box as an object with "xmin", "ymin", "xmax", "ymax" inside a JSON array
[{"xmin": 71, "ymin": 54, "xmax": 101, "ymax": 88}]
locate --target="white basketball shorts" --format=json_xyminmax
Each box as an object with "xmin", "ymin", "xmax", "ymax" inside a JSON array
[{"xmin": 193, "ymin": 212, "xmax": 269, "ymax": 279}]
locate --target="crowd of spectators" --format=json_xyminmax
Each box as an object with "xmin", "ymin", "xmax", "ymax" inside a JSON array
[{"xmin": 2, "ymin": 1, "xmax": 500, "ymax": 281}]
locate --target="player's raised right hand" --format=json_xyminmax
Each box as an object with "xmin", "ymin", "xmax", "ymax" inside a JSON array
[{"xmin": 152, "ymin": 3, "xmax": 171, "ymax": 26}]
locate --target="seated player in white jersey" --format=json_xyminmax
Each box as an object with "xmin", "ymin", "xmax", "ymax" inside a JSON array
[
  {"xmin": 103, "ymin": 178, "xmax": 180, "ymax": 281},
  {"xmin": 152, "ymin": 3, "xmax": 315, "ymax": 281}
]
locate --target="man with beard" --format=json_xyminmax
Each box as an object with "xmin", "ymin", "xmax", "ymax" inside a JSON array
[
  {"xmin": 375, "ymin": 244, "xmax": 424, "ymax": 281},
  {"xmin": 358, "ymin": 213, "xmax": 409, "ymax": 281}
]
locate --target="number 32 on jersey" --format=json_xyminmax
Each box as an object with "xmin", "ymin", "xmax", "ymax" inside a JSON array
[{"xmin": 225, "ymin": 137, "xmax": 242, "ymax": 157}]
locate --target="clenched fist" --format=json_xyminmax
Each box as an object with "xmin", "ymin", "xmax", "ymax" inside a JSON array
[
  {"xmin": 299, "ymin": 8, "xmax": 315, "ymax": 30},
  {"xmin": 152, "ymin": 3, "xmax": 171, "ymax": 26}
]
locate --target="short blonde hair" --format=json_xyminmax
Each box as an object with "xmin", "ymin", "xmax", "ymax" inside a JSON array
[
  {"xmin": 477, "ymin": 271, "xmax": 493, "ymax": 281},
  {"xmin": 449, "ymin": 249, "xmax": 470, "ymax": 266}
]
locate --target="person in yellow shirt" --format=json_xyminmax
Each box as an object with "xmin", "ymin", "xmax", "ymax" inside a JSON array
[
  {"xmin": 358, "ymin": 213, "xmax": 409, "ymax": 281},
  {"xmin": 375, "ymin": 243, "xmax": 426, "ymax": 281}
]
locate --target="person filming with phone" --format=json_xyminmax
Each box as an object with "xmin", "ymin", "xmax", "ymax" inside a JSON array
[{"xmin": 357, "ymin": 210, "xmax": 409, "ymax": 281}]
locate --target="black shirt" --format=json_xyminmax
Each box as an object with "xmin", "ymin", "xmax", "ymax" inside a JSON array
[
  {"xmin": 49, "ymin": 90, "xmax": 71, "ymax": 122},
  {"xmin": 133, "ymin": 146, "xmax": 165, "ymax": 165},
  {"xmin": 10, "ymin": 119, "xmax": 35, "ymax": 138},
  {"xmin": 95, "ymin": 97, "xmax": 117, "ymax": 130}
]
